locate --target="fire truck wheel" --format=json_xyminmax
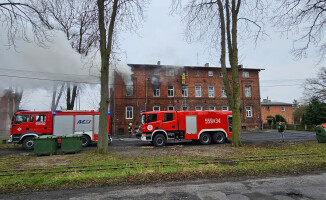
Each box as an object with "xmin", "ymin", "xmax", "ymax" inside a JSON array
[
  {"xmin": 199, "ymin": 133, "xmax": 212, "ymax": 145},
  {"xmin": 153, "ymin": 134, "xmax": 166, "ymax": 147},
  {"xmin": 212, "ymin": 132, "xmax": 226, "ymax": 144},
  {"xmin": 81, "ymin": 135, "xmax": 91, "ymax": 147},
  {"xmin": 22, "ymin": 137, "xmax": 34, "ymax": 150}
]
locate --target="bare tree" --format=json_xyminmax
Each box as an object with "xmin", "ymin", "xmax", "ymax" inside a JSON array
[
  {"xmin": 273, "ymin": 0, "xmax": 326, "ymax": 62},
  {"xmin": 8, "ymin": 85, "xmax": 23, "ymax": 119},
  {"xmin": 172, "ymin": 0, "xmax": 267, "ymax": 147},
  {"xmin": 35, "ymin": 0, "xmax": 99, "ymax": 110},
  {"xmin": 303, "ymin": 67, "xmax": 326, "ymax": 102},
  {"xmin": 96, "ymin": 0, "xmax": 147, "ymax": 153},
  {"xmin": 0, "ymin": 0, "xmax": 52, "ymax": 47}
]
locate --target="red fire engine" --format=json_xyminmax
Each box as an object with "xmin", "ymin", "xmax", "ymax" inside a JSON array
[
  {"xmin": 138, "ymin": 110, "xmax": 232, "ymax": 147},
  {"xmin": 9, "ymin": 110, "xmax": 111, "ymax": 150}
]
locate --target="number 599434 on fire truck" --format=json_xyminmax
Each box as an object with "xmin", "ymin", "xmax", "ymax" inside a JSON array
[{"xmin": 137, "ymin": 110, "xmax": 232, "ymax": 147}]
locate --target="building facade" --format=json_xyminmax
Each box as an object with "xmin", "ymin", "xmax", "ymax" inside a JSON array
[
  {"xmin": 110, "ymin": 63, "xmax": 263, "ymax": 135},
  {"xmin": 261, "ymin": 99, "xmax": 293, "ymax": 124}
]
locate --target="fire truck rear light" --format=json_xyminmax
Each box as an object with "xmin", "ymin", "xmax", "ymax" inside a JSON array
[
  {"xmin": 53, "ymin": 111, "xmax": 56, "ymax": 115},
  {"xmin": 108, "ymin": 111, "xmax": 111, "ymax": 115}
]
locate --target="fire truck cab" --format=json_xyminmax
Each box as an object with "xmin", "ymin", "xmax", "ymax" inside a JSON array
[{"xmin": 139, "ymin": 110, "xmax": 232, "ymax": 147}]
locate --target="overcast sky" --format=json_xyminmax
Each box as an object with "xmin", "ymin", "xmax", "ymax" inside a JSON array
[{"xmin": 0, "ymin": 1, "xmax": 322, "ymax": 111}]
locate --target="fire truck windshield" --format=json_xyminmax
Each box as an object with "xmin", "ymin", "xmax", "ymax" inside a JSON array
[
  {"xmin": 15, "ymin": 115, "xmax": 29, "ymax": 124},
  {"xmin": 141, "ymin": 114, "xmax": 146, "ymax": 124}
]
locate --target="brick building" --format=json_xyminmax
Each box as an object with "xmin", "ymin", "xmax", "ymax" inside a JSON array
[
  {"xmin": 110, "ymin": 63, "xmax": 263, "ymax": 135},
  {"xmin": 0, "ymin": 90, "xmax": 13, "ymax": 133},
  {"xmin": 261, "ymin": 99, "xmax": 293, "ymax": 124}
]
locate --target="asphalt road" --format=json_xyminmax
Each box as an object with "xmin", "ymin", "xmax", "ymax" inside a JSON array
[
  {"xmin": 0, "ymin": 130, "xmax": 317, "ymax": 155},
  {"xmin": 2, "ymin": 171, "xmax": 326, "ymax": 199}
]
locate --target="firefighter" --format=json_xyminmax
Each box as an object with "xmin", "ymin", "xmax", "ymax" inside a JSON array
[
  {"xmin": 128, "ymin": 123, "xmax": 133, "ymax": 137},
  {"xmin": 278, "ymin": 122, "xmax": 285, "ymax": 142}
]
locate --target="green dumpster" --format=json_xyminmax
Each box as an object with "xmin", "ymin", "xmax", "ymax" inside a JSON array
[
  {"xmin": 315, "ymin": 124, "xmax": 326, "ymax": 143},
  {"xmin": 61, "ymin": 134, "xmax": 82, "ymax": 153},
  {"xmin": 34, "ymin": 135, "xmax": 58, "ymax": 155}
]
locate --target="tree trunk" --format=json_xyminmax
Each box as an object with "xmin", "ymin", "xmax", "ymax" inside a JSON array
[
  {"xmin": 51, "ymin": 83, "xmax": 64, "ymax": 111},
  {"xmin": 96, "ymin": 0, "xmax": 119, "ymax": 154},
  {"xmin": 229, "ymin": 0, "xmax": 242, "ymax": 147},
  {"xmin": 66, "ymin": 83, "xmax": 77, "ymax": 110}
]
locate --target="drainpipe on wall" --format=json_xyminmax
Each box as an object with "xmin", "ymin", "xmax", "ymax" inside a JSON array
[{"xmin": 145, "ymin": 78, "xmax": 148, "ymax": 111}]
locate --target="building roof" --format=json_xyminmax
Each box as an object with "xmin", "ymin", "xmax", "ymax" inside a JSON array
[
  {"xmin": 261, "ymin": 102, "xmax": 292, "ymax": 106},
  {"xmin": 128, "ymin": 64, "xmax": 264, "ymax": 71}
]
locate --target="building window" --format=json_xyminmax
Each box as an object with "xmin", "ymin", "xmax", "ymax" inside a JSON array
[
  {"xmin": 195, "ymin": 86, "xmax": 201, "ymax": 97},
  {"xmin": 222, "ymin": 106, "xmax": 228, "ymax": 111},
  {"xmin": 182, "ymin": 106, "xmax": 188, "ymax": 111},
  {"xmin": 153, "ymin": 89, "xmax": 160, "ymax": 97},
  {"xmin": 153, "ymin": 106, "xmax": 160, "ymax": 111},
  {"xmin": 209, "ymin": 106, "xmax": 215, "ymax": 110},
  {"xmin": 195, "ymin": 106, "xmax": 202, "ymax": 111},
  {"xmin": 266, "ymin": 106, "xmax": 270, "ymax": 111},
  {"xmin": 154, "ymin": 69, "xmax": 160, "ymax": 76},
  {"xmin": 245, "ymin": 86, "xmax": 252, "ymax": 97},
  {"xmin": 182, "ymin": 70, "xmax": 188, "ymax": 76},
  {"xmin": 126, "ymin": 85, "xmax": 133, "ymax": 96},
  {"xmin": 166, "ymin": 69, "xmax": 175, "ymax": 76},
  {"xmin": 126, "ymin": 106, "xmax": 133, "ymax": 119},
  {"xmin": 208, "ymin": 86, "xmax": 215, "ymax": 97},
  {"xmin": 168, "ymin": 85, "xmax": 174, "ymax": 97},
  {"xmin": 246, "ymin": 106, "xmax": 252, "ymax": 117},
  {"xmin": 208, "ymin": 71, "xmax": 213, "ymax": 76},
  {"xmin": 242, "ymin": 71, "xmax": 249, "ymax": 78},
  {"xmin": 182, "ymin": 85, "xmax": 188, "ymax": 97},
  {"xmin": 221, "ymin": 86, "xmax": 227, "ymax": 98},
  {"xmin": 196, "ymin": 70, "xmax": 200, "ymax": 76},
  {"xmin": 282, "ymin": 106, "xmax": 285, "ymax": 111},
  {"xmin": 219, "ymin": 71, "xmax": 223, "ymax": 77},
  {"xmin": 168, "ymin": 106, "xmax": 174, "ymax": 111}
]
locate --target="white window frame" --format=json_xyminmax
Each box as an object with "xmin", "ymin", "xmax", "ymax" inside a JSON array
[
  {"xmin": 222, "ymin": 106, "xmax": 228, "ymax": 111},
  {"xmin": 168, "ymin": 85, "xmax": 174, "ymax": 97},
  {"xmin": 221, "ymin": 86, "xmax": 227, "ymax": 98},
  {"xmin": 125, "ymin": 106, "xmax": 133, "ymax": 119},
  {"xmin": 166, "ymin": 69, "xmax": 175, "ymax": 76},
  {"xmin": 195, "ymin": 86, "xmax": 202, "ymax": 97},
  {"xmin": 208, "ymin": 86, "xmax": 215, "ymax": 97},
  {"xmin": 242, "ymin": 71, "xmax": 249, "ymax": 78},
  {"xmin": 219, "ymin": 71, "xmax": 223, "ymax": 77},
  {"xmin": 208, "ymin": 71, "xmax": 213, "ymax": 76},
  {"xmin": 168, "ymin": 106, "xmax": 174, "ymax": 111},
  {"xmin": 195, "ymin": 106, "xmax": 202, "ymax": 111},
  {"xmin": 153, "ymin": 89, "xmax": 160, "ymax": 97},
  {"xmin": 196, "ymin": 70, "xmax": 200, "ymax": 76},
  {"xmin": 209, "ymin": 106, "xmax": 215, "ymax": 111},
  {"xmin": 153, "ymin": 106, "xmax": 160, "ymax": 111},
  {"xmin": 282, "ymin": 106, "xmax": 285, "ymax": 111},
  {"xmin": 245, "ymin": 86, "xmax": 252, "ymax": 97},
  {"xmin": 246, "ymin": 106, "xmax": 253, "ymax": 117},
  {"xmin": 182, "ymin": 106, "xmax": 188, "ymax": 111},
  {"xmin": 182, "ymin": 85, "xmax": 188, "ymax": 97}
]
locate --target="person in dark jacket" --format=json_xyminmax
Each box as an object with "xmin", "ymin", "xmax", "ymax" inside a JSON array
[{"xmin": 278, "ymin": 122, "xmax": 285, "ymax": 142}]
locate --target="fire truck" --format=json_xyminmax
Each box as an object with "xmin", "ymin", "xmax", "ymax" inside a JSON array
[
  {"xmin": 138, "ymin": 110, "xmax": 232, "ymax": 147},
  {"xmin": 9, "ymin": 110, "xmax": 111, "ymax": 150}
]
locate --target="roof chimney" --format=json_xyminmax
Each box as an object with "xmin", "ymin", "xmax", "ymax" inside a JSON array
[
  {"xmin": 238, "ymin": 64, "xmax": 243, "ymax": 68},
  {"xmin": 157, "ymin": 61, "xmax": 161, "ymax": 65},
  {"xmin": 204, "ymin": 63, "xmax": 209, "ymax": 67}
]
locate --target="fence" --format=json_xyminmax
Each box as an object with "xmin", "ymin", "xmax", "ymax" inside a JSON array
[{"xmin": 263, "ymin": 124, "xmax": 315, "ymax": 131}]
